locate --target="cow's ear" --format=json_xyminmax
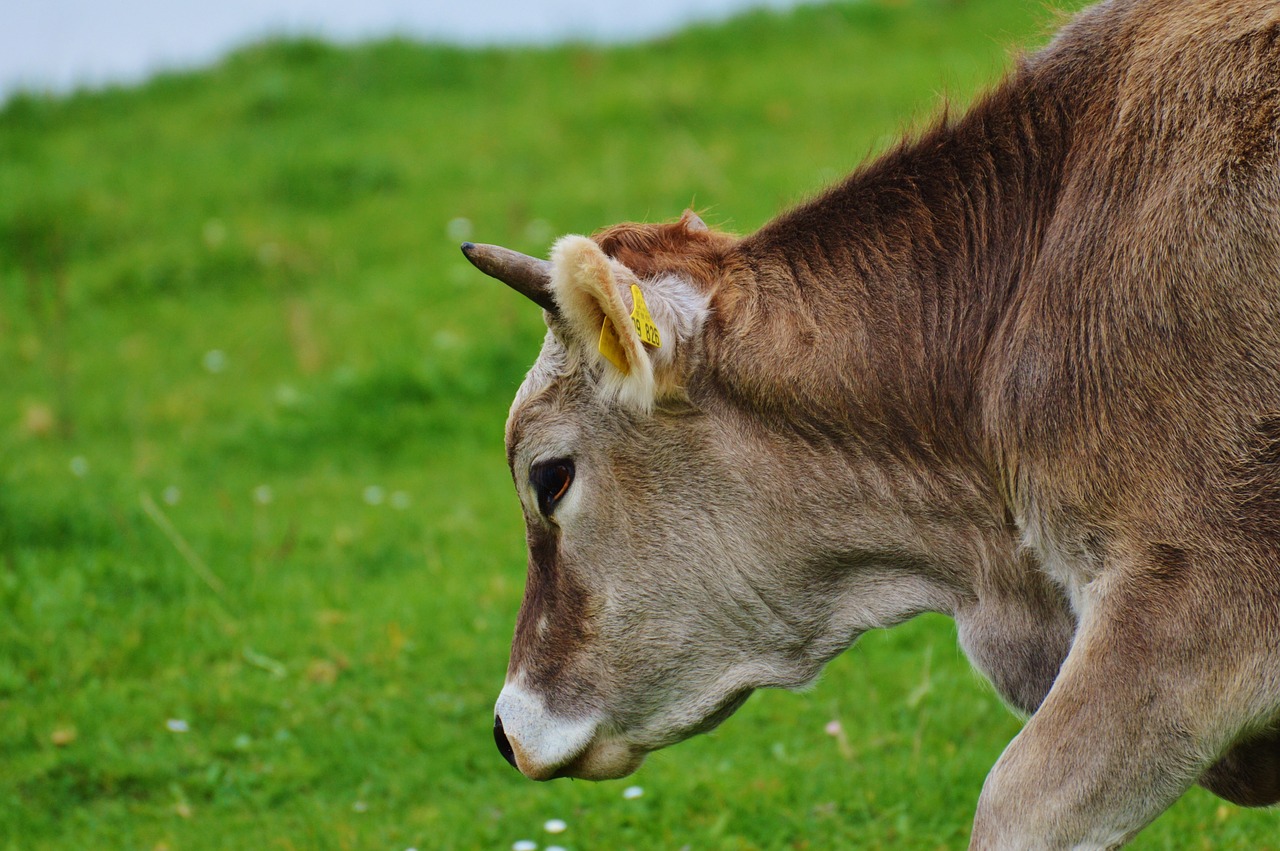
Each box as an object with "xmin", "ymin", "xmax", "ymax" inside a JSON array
[
  {"xmin": 551, "ymin": 235, "xmax": 702, "ymax": 411},
  {"xmin": 550, "ymin": 235, "xmax": 657, "ymax": 408}
]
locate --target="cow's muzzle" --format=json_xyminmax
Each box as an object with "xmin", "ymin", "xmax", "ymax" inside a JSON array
[{"xmin": 494, "ymin": 683, "xmax": 644, "ymax": 780}]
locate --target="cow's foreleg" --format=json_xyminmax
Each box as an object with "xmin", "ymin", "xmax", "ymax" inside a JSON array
[{"xmin": 968, "ymin": 577, "xmax": 1266, "ymax": 850}]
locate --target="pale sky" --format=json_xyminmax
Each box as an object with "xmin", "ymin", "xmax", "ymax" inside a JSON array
[{"xmin": 0, "ymin": 0, "xmax": 817, "ymax": 98}]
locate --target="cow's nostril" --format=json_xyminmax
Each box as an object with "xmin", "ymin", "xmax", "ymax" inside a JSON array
[{"xmin": 494, "ymin": 714, "xmax": 518, "ymax": 769}]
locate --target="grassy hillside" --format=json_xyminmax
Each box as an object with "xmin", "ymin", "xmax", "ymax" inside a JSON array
[{"xmin": 1, "ymin": 0, "xmax": 1274, "ymax": 847}]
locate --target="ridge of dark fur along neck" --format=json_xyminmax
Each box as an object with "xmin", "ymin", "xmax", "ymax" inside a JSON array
[{"xmin": 718, "ymin": 59, "xmax": 1080, "ymax": 459}]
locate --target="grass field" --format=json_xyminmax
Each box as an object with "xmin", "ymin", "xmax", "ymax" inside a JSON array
[{"xmin": 2, "ymin": 0, "xmax": 1277, "ymax": 848}]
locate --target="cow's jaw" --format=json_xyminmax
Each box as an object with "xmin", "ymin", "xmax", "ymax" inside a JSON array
[{"xmin": 494, "ymin": 681, "xmax": 645, "ymax": 780}]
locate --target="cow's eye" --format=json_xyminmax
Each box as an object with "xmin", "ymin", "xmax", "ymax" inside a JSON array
[{"xmin": 530, "ymin": 459, "xmax": 574, "ymax": 517}]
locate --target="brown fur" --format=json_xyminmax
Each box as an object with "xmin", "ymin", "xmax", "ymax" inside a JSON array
[
  {"xmin": 491, "ymin": 0, "xmax": 1280, "ymax": 846},
  {"xmin": 508, "ymin": 524, "xmax": 595, "ymax": 705},
  {"xmin": 594, "ymin": 209, "xmax": 738, "ymax": 290}
]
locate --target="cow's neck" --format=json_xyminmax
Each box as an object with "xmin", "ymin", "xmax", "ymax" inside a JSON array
[
  {"xmin": 719, "ymin": 64, "xmax": 1073, "ymax": 458},
  {"xmin": 703, "ymin": 61, "xmax": 1080, "ymax": 668}
]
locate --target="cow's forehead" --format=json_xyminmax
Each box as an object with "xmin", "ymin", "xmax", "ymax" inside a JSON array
[
  {"xmin": 505, "ymin": 330, "xmax": 592, "ymax": 468},
  {"xmin": 510, "ymin": 329, "xmax": 566, "ymax": 413}
]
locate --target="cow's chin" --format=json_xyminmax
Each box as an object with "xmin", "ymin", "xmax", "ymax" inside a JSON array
[
  {"xmin": 546, "ymin": 688, "xmax": 754, "ymax": 780},
  {"xmin": 510, "ymin": 729, "xmax": 647, "ymax": 781},
  {"xmin": 549, "ymin": 736, "xmax": 647, "ymax": 780}
]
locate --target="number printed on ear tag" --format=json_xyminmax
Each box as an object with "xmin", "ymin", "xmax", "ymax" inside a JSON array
[{"xmin": 629, "ymin": 285, "xmax": 662, "ymax": 348}]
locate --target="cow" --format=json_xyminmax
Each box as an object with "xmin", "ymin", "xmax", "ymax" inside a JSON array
[{"xmin": 460, "ymin": 0, "xmax": 1280, "ymax": 846}]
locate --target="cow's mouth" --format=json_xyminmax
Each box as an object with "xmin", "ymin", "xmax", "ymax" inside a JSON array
[
  {"xmin": 548, "ymin": 735, "xmax": 647, "ymax": 780},
  {"xmin": 498, "ymin": 712, "xmax": 646, "ymax": 781},
  {"xmin": 495, "ymin": 681, "xmax": 646, "ymax": 780},
  {"xmin": 494, "ymin": 681, "xmax": 753, "ymax": 781},
  {"xmin": 543, "ymin": 690, "xmax": 752, "ymax": 779}
]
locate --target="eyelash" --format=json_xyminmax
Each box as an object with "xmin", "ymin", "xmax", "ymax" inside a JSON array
[{"xmin": 530, "ymin": 459, "xmax": 574, "ymax": 517}]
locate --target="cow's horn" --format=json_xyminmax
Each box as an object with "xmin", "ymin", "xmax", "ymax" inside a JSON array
[{"xmin": 461, "ymin": 242, "xmax": 557, "ymax": 313}]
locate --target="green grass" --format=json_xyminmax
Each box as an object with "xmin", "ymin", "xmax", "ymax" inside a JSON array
[{"xmin": 1, "ymin": 0, "xmax": 1276, "ymax": 847}]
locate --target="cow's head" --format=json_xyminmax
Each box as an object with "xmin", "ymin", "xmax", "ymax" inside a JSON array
[{"xmin": 463, "ymin": 212, "xmax": 958, "ymax": 781}]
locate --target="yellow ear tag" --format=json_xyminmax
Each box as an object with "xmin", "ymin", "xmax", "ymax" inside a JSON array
[
  {"xmin": 597, "ymin": 285, "xmax": 660, "ymax": 374},
  {"xmin": 629, "ymin": 285, "xmax": 662, "ymax": 348},
  {"xmin": 598, "ymin": 319, "xmax": 630, "ymax": 374}
]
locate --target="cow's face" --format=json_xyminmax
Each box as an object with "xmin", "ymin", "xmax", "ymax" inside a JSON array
[
  {"xmin": 478, "ymin": 218, "xmax": 948, "ymax": 780},
  {"xmin": 498, "ymin": 356, "xmax": 777, "ymax": 780}
]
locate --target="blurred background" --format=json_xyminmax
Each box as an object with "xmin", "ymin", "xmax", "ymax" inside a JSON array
[
  {"xmin": 1, "ymin": 1, "xmax": 1271, "ymax": 848},
  {"xmin": 1, "ymin": 0, "xmax": 822, "ymax": 98}
]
